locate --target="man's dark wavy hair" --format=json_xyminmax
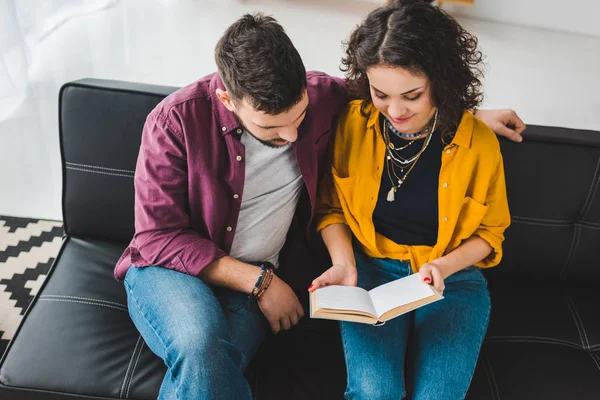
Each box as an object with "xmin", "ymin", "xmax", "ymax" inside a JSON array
[
  {"xmin": 342, "ymin": 0, "xmax": 484, "ymax": 137},
  {"xmin": 215, "ymin": 13, "xmax": 307, "ymax": 115}
]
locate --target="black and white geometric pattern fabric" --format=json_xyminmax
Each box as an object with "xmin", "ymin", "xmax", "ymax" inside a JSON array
[{"xmin": 0, "ymin": 216, "xmax": 63, "ymax": 356}]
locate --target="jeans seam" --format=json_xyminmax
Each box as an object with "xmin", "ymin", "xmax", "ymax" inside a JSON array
[
  {"xmin": 238, "ymin": 348, "xmax": 247, "ymax": 371},
  {"xmin": 340, "ymin": 322, "xmax": 352, "ymax": 399}
]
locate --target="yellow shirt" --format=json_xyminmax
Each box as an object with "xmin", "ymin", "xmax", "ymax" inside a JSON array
[{"xmin": 316, "ymin": 101, "xmax": 510, "ymax": 271}]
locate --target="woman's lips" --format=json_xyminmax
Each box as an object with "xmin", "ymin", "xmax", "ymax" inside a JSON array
[{"xmin": 390, "ymin": 114, "xmax": 414, "ymax": 124}]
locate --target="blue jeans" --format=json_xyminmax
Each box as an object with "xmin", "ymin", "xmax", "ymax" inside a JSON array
[
  {"xmin": 341, "ymin": 250, "xmax": 491, "ymax": 400},
  {"xmin": 124, "ymin": 266, "xmax": 269, "ymax": 400}
]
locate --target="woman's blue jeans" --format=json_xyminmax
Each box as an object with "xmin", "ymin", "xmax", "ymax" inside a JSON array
[{"xmin": 341, "ymin": 250, "xmax": 491, "ymax": 400}]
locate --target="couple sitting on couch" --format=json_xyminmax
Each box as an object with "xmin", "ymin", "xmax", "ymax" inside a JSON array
[{"xmin": 114, "ymin": 2, "xmax": 518, "ymax": 399}]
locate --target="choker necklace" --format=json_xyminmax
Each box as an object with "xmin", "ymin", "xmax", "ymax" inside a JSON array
[
  {"xmin": 386, "ymin": 110, "xmax": 438, "ymax": 140},
  {"xmin": 382, "ymin": 109, "xmax": 439, "ymax": 202}
]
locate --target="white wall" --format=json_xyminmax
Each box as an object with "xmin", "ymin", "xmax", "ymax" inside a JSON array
[
  {"xmin": 1, "ymin": 0, "xmax": 600, "ymax": 220},
  {"xmin": 445, "ymin": 0, "xmax": 600, "ymax": 37},
  {"xmin": 0, "ymin": 0, "xmax": 377, "ymax": 221}
]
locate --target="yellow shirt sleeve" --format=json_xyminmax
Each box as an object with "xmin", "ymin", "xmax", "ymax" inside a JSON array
[
  {"xmin": 473, "ymin": 153, "xmax": 511, "ymax": 268},
  {"xmin": 316, "ymin": 168, "xmax": 347, "ymax": 232},
  {"xmin": 315, "ymin": 107, "xmax": 351, "ymax": 232}
]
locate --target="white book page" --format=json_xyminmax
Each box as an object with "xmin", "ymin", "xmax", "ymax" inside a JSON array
[
  {"xmin": 369, "ymin": 274, "xmax": 437, "ymax": 318},
  {"xmin": 315, "ymin": 286, "xmax": 377, "ymax": 317}
]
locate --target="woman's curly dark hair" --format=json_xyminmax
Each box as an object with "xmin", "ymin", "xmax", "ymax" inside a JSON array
[{"xmin": 342, "ymin": 0, "xmax": 484, "ymax": 137}]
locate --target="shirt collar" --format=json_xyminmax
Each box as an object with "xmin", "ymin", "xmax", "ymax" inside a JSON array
[
  {"xmin": 452, "ymin": 111, "xmax": 474, "ymax": 149},
  {"xmin": 365, "ymin": 102, "xmax": 379, "ymax": 129},
  {"xmin": 209, "ymin": 73, "xmax": 242, "ymax": 136},
  {"xmin": 365, "ymin": 102, "xmax": 474, "ymax": 149}
]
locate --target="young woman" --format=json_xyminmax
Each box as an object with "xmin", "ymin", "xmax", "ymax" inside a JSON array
[{"xmin": 309, "ymin": 1, "xmax": 511, "ymax": 399}]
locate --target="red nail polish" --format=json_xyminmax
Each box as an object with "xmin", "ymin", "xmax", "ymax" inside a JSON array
[
  {"xmin": 423, "ymin": 277, "xmax": 431, "ymax": 283},
  {"xmin": 308, "ymin": 284, "xmax": 314, "ymax": 290}
]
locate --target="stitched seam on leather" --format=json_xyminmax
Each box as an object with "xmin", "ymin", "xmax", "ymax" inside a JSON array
[
  {"xmin": 511, "ymin": 216, "xmax": 600, "ymax": 229},
  {"xmin": 560, "ymin": 224, "xmax": 580, "ymax": 279},
  {"xmin": 125, "ymin": 341, "xmax": 144, "ymax": 398},
  {"xmin": 37, "ymin": 297, "xmax": 128, "ymax": 312},
  {"xmin": 565, "ymin": 295, "xmax": 586, "ymax": 347},
  {"xmin": 486, "ymin": 338, "xmax": 582, "ymax": 350},
  {"xmin": 65, "ymin": 161, "xmax": 135, "ymax": 174},
  {"xmin": 580, "ymin": 157, "xmax": 600, "ymax": 219},
  {"xmin": 66, "ymin": 166, "xmax": 134, "ymax": 178},
  {"xmin": 482, "ymin": 353, "xmax": 500, "ymax": 400},
  {"xmin": 587, "ymin": 351, "xmax": 600, "ymax": 374},
  {"xmin": 460, "ymin": 297, "xmax": 491, "ymax": 400},
  {"xmin": 120, "ymin": 335, "xmax": 142, "ymax": 398},
  {"xmin": 565, "ymin": 293, "xmax": 590, "ymax": 349},
  {"xmin": 511, "ymin": 216, "xmax": 572, "ymax": 227},
  {"xmin": 41, "ymin": 295, "xmax": 126, "ymax": 308},
  {"xmin": 485, "ymin": 336, "xmax": 582, "ymax": 350},
  {"xmin": 124, "ymin": 280, "xmax": 172, "ymax": 380}
]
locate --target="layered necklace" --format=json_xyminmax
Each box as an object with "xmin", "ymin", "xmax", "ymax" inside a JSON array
[{"xmin": 382, "ymin": 109, "xmax": 439, "ymax": 202}]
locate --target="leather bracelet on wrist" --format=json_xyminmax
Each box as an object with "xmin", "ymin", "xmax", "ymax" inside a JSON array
[
  {"xmin": 255, "ymin": 269, "xmax": 274, "ymax": 298},
  {"xmin": 250, "ymin": 262, "xmax": 275, "ymax": 299}
]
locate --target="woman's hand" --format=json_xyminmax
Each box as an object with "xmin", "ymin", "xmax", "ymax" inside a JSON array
[
  {"xmin": 418, "ymin": 262, "xmax": 445, "ymax": 295},
  {"xmin": 307, "ymin": 264, "xmax": 357, "ymax": 292}
]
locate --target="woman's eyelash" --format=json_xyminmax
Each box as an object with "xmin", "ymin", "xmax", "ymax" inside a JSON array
[{"xmin": 374, "ymin": 93, "xmax": 422, "ymax": 101}]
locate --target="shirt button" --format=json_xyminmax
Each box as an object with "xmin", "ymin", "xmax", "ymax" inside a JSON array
[
  {"xmin": 226, "ymin": 226, "xmax": 233, "ymax": 232},
  {"xmin": 233, "ymin": 194, "xmax": 239, "ymax": 199},
  {"xmin": 236, "ymin": 128, "xmax": 243, "ymax": 134},
  {"xmin": 222, "ymin": 126, "xmax": 227, "ymax": 132},
  {"xmin": 236, "ymin": 155, "xmax": 243, "ymax": 161},
  {"xmin": 446, "ymin": 149, "xmax": 451, "ymax": 154},
  {"xmin": 442, "ymin": 183, "xmax": 448, "ymax": 188},
  {"xmin": 443, "ymin": 217, "xmax": 448, "ymax": 222}
]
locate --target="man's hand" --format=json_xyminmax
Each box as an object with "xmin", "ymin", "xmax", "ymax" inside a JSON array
[
  {"xmin": 475, "ymin": 109, "xmax": 526, "ymax": 143},
  {"xmin": 257, "ymin": 275, "xmax": 304, "ymax": 334},
  {"xmin": 307, "ymin": 264, "xmax": 358, "ymax": 291}
]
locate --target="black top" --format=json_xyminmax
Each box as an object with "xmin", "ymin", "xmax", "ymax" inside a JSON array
[{"xmin": 372, "ymin": 117, "xmax": 444, "ymax": 246}]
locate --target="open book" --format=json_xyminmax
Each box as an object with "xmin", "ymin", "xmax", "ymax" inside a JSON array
[{"xmin": 309, "ymin": 273, "xmax": 443, "ymax": 325}]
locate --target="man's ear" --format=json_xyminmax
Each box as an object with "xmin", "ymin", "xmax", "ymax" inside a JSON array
[{"xmin": 216, "ymin": 89, "xmax": 236, "ymax": 112}]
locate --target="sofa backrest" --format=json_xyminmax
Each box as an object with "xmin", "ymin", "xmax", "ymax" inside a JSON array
[
  {"xmin": 59, "ymin": 79, "xmax": 176, "ymax": 243},
  {"xmin": 59, "ymin": 79, "xmax": 600, "ymax": 282},
  {"xmin": 488, "ymin": 126, "xmax": 600, "ymax": 283}
]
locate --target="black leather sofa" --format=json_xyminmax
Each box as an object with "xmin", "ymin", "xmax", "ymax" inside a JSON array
[{"xmin": 1, "ymin": 79, "xmax": 599, "ymax": 399}]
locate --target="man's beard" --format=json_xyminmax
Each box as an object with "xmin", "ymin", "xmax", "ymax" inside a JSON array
[{"xmin": 234, "ymin": 114, "xmax": 290, "ymax": 149}]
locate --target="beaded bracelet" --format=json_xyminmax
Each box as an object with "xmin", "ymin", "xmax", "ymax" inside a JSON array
[
  {"xmin": 250, "ymin": 262, "xmax": 274, "ymax": 298},
  {"xmin": 255, "ymin": 268, "xmax": 274, "ymax": 298},
  {"xmin": 250, "ymin": 265, "xmax": 267, "ymax": 298}
]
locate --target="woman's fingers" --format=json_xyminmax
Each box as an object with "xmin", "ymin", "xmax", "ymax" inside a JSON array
[
  {"xmin": 430, "ymin": 266, "xmax": 445, "ymax": 294},
  {"xmin": 308, "ymin": 272, "xmax": 329, "ymax": 292}
]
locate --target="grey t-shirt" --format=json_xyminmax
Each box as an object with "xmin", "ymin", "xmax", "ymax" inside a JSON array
[{"xmin": 228, "ymin": 132, "xmax": 304, "ymax": 267}]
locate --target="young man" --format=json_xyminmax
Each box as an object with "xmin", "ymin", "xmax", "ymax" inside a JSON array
[{"xmin": 114, "ymin": 13, "xmax": 526, "ymax": 400}]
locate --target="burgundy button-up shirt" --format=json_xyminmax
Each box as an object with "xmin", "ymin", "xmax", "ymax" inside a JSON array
[{"xmin": 114, "ymin": 72, "xmax": 348, "ymax": 281}]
